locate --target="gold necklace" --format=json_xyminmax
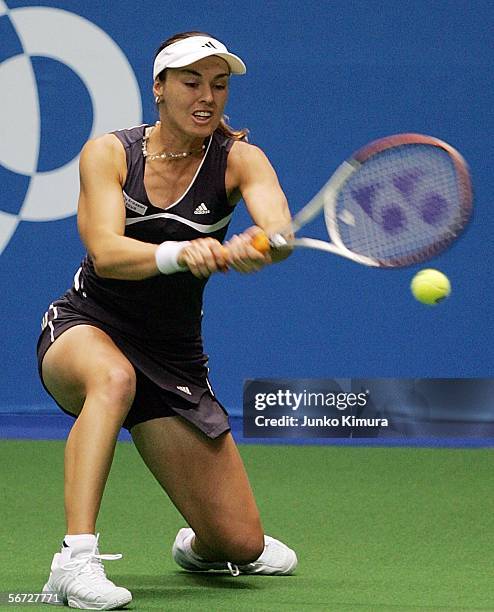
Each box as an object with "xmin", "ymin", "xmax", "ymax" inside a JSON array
[{"xmin": 142, "ymin": 124, "xmax": 205, "ymax": 161}]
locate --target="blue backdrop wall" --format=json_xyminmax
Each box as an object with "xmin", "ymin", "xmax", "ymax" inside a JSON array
[{"xmin": 1, "ymin": 0, "xmax": 492, "ymax": 416}]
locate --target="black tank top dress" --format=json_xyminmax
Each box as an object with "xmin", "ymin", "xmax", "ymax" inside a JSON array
[{"xmin": 36, "ymin": 125, "xmax": 236, "ymax": 437}]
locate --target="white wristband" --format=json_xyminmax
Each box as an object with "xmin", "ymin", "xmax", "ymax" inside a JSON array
[{"xmin": 155, "ymin": 241, "xmax": 191, "ymax": 274}]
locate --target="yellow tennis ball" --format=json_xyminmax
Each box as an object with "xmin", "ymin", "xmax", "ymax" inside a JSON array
[{"xmin": 411, "ymin": 269, "xmax": 451, "ymax": 305}]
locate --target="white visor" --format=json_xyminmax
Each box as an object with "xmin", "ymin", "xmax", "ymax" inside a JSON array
[{"xmin": 153, "ymin": 36, "xmax": 246, "ymax": 79}]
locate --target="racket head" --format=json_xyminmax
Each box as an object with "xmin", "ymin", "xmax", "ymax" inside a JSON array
[{"xmin": 324, "ymin": 133, "xmax": 473, "ymax": 267}]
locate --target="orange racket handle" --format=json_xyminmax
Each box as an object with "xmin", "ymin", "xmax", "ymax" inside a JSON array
[
  {"xmin": 218, "ymin": 246, "xmax": 230, "ymax": 272},
  {"xmin": 251, "ymin": 232, "xmax": 271, "ymax": 253}
]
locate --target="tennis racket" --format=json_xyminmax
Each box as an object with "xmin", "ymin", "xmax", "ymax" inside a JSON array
[{"xmin": 252, "ymin": 133, "xmax": 472, "ymax": 267}]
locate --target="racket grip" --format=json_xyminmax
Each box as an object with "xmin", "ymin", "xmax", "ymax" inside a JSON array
[
  {"xmin": 218, "ymin": 246, "xmax": 229, "ymax": 272},
  {"xmin": 251, "ymin": 232, "xmax": 271, "ymax": 253}
]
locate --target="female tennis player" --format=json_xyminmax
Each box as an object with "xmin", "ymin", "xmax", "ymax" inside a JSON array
[{"xmin": 37, "ymin": 32, "xmax": 297, "ymax": 610}]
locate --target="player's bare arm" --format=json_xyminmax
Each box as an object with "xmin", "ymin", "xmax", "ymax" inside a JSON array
[
  {"xmin": 78, "ymin": 135, "xmax": 161, "ymax": 280},
  {"xmin": 224, "ymin": 141, "xmax": 292, "ymax": 271}
]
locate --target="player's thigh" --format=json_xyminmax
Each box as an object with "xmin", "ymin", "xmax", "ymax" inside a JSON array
[
  {"xmin": 131, "ymin": 417, "xmax": 263, "ymax": 552},
  {"xmin": 41, "ymin": 325, "xmax": 136, "ymax": 415}
]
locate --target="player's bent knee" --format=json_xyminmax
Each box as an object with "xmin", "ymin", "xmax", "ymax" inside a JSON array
[
  {"xmin": 212, "ymin": 530, "xmax": 265, "ymax": 564},
  {"xmin": 90, "ymin": 365, "xmax": 136, "ymax": 410}
]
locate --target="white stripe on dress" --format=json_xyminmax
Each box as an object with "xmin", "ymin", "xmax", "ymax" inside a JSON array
[
  {"xmin": 48, "ymin": 321, "xmax": 55, "ymax": 343},
  {"xmin": 125, "ymin": 211, "xmax": 233, "ymax": 233}
]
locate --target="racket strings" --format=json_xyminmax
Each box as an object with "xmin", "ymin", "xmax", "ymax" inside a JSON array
[{"xmin": 331, "ymin": 145, "xmax": 468, "ymax": 265}]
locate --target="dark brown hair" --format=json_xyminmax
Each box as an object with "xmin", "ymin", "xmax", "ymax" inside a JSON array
[{"xmin": 154, "ymin": 31, "xmax": 248, "ymax": 141}]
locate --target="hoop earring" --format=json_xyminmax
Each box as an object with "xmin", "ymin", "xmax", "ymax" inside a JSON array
[{"xmin": 155, "ymin": 95, "xmax": 162, "ymax": 104}]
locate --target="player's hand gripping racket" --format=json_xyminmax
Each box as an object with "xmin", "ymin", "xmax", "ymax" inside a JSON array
[{"xmin": 252, "ymin": 134, "xmax": 472, "ymax": 267}]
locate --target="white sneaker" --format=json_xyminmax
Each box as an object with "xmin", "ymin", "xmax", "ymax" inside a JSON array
[
  {"xmin": 42, "ymin": 534, "xmax": 132, "ymax": 610},
  {"xmin": 172, "ymin": 528, "xmax": 227, "ymax": 572},
  {"xmin": 237, "ymin": 535, "xmax": 298, "ymax": 575},
  {"xmin": 172, "ymin": 528, "xmax": 297, "ymax": 576}
]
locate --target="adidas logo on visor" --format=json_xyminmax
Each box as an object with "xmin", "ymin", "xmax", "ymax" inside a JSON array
[{"xmin": 202, "ymin": 41, "xmax": 218, "ymax": 49}]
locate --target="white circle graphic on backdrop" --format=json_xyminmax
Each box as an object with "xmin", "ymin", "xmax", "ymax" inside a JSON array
[{"xmin": 0, "ymin": 3, "xmax": 142, "ymax": 253}]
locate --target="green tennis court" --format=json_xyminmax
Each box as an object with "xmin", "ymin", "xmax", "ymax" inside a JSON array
[{"xmin": 1, "ymin": 441, "xmax": 493, "ymax": 611}]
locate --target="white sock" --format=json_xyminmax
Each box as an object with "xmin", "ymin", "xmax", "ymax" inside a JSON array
[
  {"xmin": 61, "ymin": 534, "xmax": 97, "ymax": 559},
  {"xmin": 63, "ymin": 534, "xmax": 97, "ymax": 547}
]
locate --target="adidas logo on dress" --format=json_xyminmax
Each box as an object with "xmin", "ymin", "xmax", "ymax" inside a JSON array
[
  {"xmin": 194, "ymin": 203, "xmax": 210, "ymax": 215},
  {"xmin": 177, "ymin": 385, "xmax": 192, "ymax": 395}
]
